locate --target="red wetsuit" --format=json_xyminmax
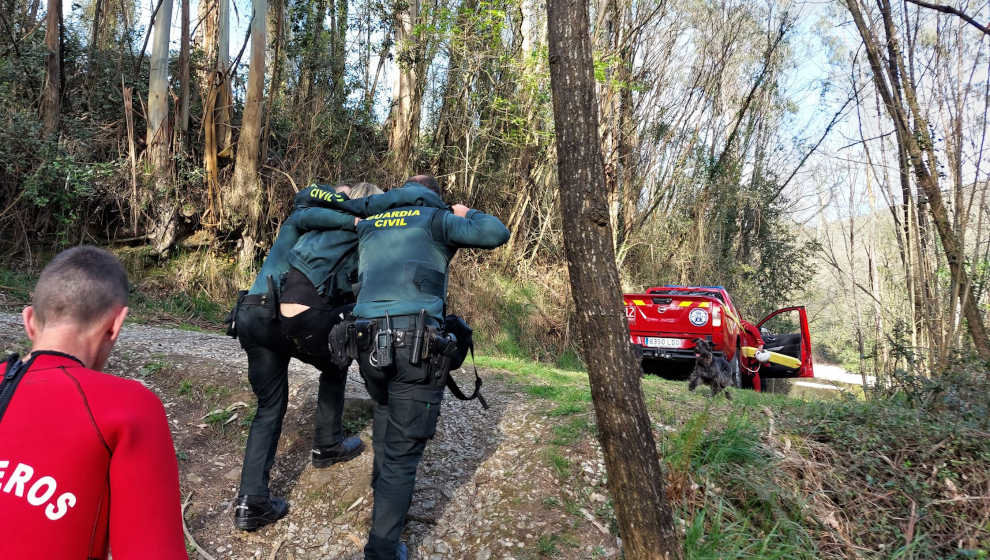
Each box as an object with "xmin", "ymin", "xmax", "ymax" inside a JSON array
[{"xmin": 0, "ymin": 351, "xmax": 188, "ymax": 559}]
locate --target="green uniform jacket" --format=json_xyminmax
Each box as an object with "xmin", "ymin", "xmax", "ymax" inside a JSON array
[
  {"xmin": 248, "ymin": 187, "xmax": 354, "ymax": 295},
  {"xmin": 286, "ymin": 183, "xmax": 449, "ymax": 297},
  {"xmin": 328, "ymin": 182, "xmax": 447, "ymax": 218},
  {"xmin": 353, "ymin": 206, "xmax": 510, "ymax": 322}
]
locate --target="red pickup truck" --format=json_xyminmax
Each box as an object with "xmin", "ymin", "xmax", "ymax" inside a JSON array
[{"xmin": 623, "ymin": 285, "xmax": 814, "ymax": 392}]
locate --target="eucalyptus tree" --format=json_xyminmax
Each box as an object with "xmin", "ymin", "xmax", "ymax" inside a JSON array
[
  {"xmin": 40, "ymin": 0, "xmax": 60, "ymax": 135},
  {"xmin": 201, "ymin": 0, "xmax": 233, "ymax": 219},
  {"xmin": 146, "ymin": 0, "xmax": 176, "ymax": 253},
  {"xmin": 230, "ymin": 0, "xmax": 268, "ymax": 272}
]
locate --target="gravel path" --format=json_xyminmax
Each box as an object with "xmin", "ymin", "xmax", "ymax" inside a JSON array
[
  {"xmin": 0, "ymin": 311, "xmax": 617, "ymax": 559},
  {"xmin": 0, "ymin": 311, "xmax": 336, "ymax": 379}
]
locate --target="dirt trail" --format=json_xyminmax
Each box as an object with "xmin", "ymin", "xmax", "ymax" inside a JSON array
[{"xmin": 0, "ymin": 313, "xmax": 619, "ymax": 559}]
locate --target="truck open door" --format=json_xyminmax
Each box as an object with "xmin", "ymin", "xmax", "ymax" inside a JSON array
[{"xmin": 755, "ymin": 306, "xmax": 814, "ymax": 378}]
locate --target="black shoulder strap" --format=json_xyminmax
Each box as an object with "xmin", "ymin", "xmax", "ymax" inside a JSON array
[
  {"xmin": 323, "ymin": 242, "xmax": 360, "ymax": 297},
  {"xmin": 429, "ymin": 208, "xmax": 451, "ymax": 244},
  {"xmin": 0, "ymin": 353, "xmax": 30, "ymax": 423},
  {"xmin": 444, "ymin": 343, "xmax": 488, "ymax": 409}
]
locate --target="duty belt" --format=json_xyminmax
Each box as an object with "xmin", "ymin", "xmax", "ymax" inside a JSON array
[
  {"xmin": 328, "ymin": 311, "xmax": 488, "ymax": 409},
  {"xmin": 241, "ymin": 294, "xmax": 271, "ymax": 306}
]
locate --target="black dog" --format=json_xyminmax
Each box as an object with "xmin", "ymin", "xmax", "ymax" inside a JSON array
[{"xmin": 688, "ymin": 338, "xmax": 734, "ymax": 399}]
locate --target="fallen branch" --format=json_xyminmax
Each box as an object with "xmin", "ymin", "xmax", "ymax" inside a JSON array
[
  {"xmin": 929, "ymin": 496, "xmax": 990, "ymax": 506},
  {"xmin": 903, "ymin": 499, "xmax": 917, "ymax": 549}
]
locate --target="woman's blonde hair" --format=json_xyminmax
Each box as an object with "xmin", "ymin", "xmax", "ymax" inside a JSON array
[{"xmin": 349, "ymin": 182, "xmax": 384, "ymax": 198}]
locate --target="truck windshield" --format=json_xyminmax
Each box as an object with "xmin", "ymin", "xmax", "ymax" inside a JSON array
[{"xmin": 646, "ymin": 289, "xmax": 724, "ymax": 303}]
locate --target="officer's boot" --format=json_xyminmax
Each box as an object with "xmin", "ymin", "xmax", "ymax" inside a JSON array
[
  {"xmin": 311, "ymin": 436, "xmax": 365, "ymax": 468},
  {"xmin": 234, "ymin": 495, "xmax": 289, "ymax": 531}
]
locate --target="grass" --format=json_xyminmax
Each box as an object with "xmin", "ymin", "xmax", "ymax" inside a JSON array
[
  {"xmin": 551, "ymin": 417, "xmax": 591, "ymax": 447},
  {"xmin": 139, "ymin": 357, "xmax": 170, "ymax": 378},
  {"xmin": 546, "ymin": 449, "xmax": 572, "ymax": 479},
  {"xmin": 178, "ymin": 379, "xmax": 194, "ymax": 396},
  {"xmin": 479, "ymin": 351, "xmax": 990, "ymax": 558},
  {"xmin": 0, "ymin": 267, "xmax": 33, "ymax": 304},
  {"xmin": 664, "ymin": 411, "xmax": 765, "ymax": 477},
  {"xmin": 127, "ymin": 290, "xmax": 227, "ymax": 330},
  {"xmin": 684, "ymin": 501, "xmax": 817, "ymax": 560},
  {"xmin": 536, "ymin": 534, "xmax": 559, "ymax": 556},
  {"xmin": 474, "ymin": 355, "xmax": 592, "ymax": 413},
  {"xmin": 340, "ymin": 400, "xmax": 376, "ymax": 435},
  {"xmin": 0, "ymin": 257, "xmax": 229, "ymax": 330}
]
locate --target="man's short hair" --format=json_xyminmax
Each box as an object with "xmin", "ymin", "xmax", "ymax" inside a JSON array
[
  {"xmin": 32, "ymin": 246, "xmax": 129, "ymax": 326},
  {"xmin": 409, "ymin": 174, "xmax": 441, "ymax": 197}
]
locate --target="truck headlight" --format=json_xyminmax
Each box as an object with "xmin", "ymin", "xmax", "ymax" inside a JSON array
[{"xmin": 689, "ymin": 308, "xmax": 709, "ymax": 326}]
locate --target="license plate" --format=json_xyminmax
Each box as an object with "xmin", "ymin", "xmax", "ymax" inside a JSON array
[{"xmin": 646, "ymin": 337, "xmax": 681, "ymax": 348}]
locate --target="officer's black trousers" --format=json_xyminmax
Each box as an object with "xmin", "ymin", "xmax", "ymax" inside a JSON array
[
  {"xmin": 281, "ymin": 305, "xmax": 354, "ymax": 448},
  {"xmin": 236, "ymin": 302, "xmax": 348, "ymax": 497},
  {"xmin": 357, "ymin": 346, "xmax": 444, "ymax": 560}
]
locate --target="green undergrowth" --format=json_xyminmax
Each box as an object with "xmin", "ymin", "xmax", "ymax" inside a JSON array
[
  {"xmin": 479, "ymin": 356, "xmax": 990, "ymax": 558},
  {"xmin": 452, "ymin": 269, "xmax": 584, "ymax": 370},
  {"xmin": 0, "ymin": 267, "xmax": 33, "ymax": 303},
  {"xmin": 0, "ymin": 258, "xmax": 228, "ymax": 330}
]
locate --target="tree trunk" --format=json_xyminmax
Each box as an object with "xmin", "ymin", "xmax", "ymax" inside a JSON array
[
  {"xmin": 177, "ymin": 0, "xmax": 191, "ymax": 151},
  {"xmin": 28, "ymin": 0, "xmax": 41, "ymax": 23},
  {"xmin": 261, "ymin": 0, "xmax": 285, "ymax": 165},
  {"xmin": 545, "ymin": 0, "xmax": 680, "ymax": 557},
  {"xmin": 86, "ymin": 0, "xmax": 103, "ymax": 95},
  {"xmin": 388, "ymin": 0, "xmax": 421, "ymax": 178},
  {"xmin": 198, "ymin": 0, "xmax": 232, "ymax": 153},
  {"xmin": 229, "ymin": 0, "xmax": 267, "ymax": 273},
  {"xmin": 215, "ymin": 0, "xmax": 232, "ymax": 152},
  {"xmin": 147, "ymin": 0, "xmax": 176, "ymax": 254},
  {"xmin": 200, "ymin": 0, "xmax": 232, "ymax": 226},
  {"xmin": 147, "ymin": 0, "xmax": 172, "ymax": 168},
  {"xmin": 432, "ymin": 0, "xmax": 478, "ymax": 185},
  {"xmin": 330, "ymin": 0, "xmax": 347, "ymax": 106},
  {"xmin": 40, "ymin": 0, "xmax": 60, "ymax": 136},
  {"xmin": 615, "ymin": 39, "xmax": 635, "ymax": 251}
]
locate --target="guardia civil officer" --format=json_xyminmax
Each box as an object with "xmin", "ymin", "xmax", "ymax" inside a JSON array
[
  {"xmin": 280, "ymin": 180, "xmax": 454, "ymax": 468},
  {"xmin": 351, "ymin": 175, "xmax": 510, "ymax": 560},
  {"xmin": 231, "ymin": 183, "xmax": 366, "ymax": 530},
  {"xmin": 0, "ymin": 247, "xmax": 187, "ymax": 559},
  {"xmin": 231, "ymin": 181, "xmax": 451, "ymax": 530},
  {"xmin": 278, "ymin": 182, "xmax": 383, "ymax": 468}
]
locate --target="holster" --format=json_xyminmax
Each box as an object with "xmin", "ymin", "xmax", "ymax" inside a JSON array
[
  {"xmin": 426, "ymin": 331, "xmax": 458, "ymax": 382},
  {"xmin": 327, "ymin": 320, "xmax": 352, "ymax": 369},
  {"xmin": 328, "ymin": 318, "xmax": 373, "ymax": 369},
  {"xmin": 353, "ymin": 320, "xmax": 373, "ymax": 353},
  {"xmin": 224, "ymin": 290, "xmax": 248, "ymax": 338},
  {"xmin": 266, "ymin": 276, "xmax": 280, "ymax": 321},
  {"xmin": 432, "ymin": 320, "xmax": 489, "ymax": 409}
]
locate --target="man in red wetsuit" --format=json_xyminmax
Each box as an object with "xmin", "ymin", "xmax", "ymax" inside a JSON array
[{"xmin": 0, "ymin": 246, "xmax": 188, "ymax": 559}]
